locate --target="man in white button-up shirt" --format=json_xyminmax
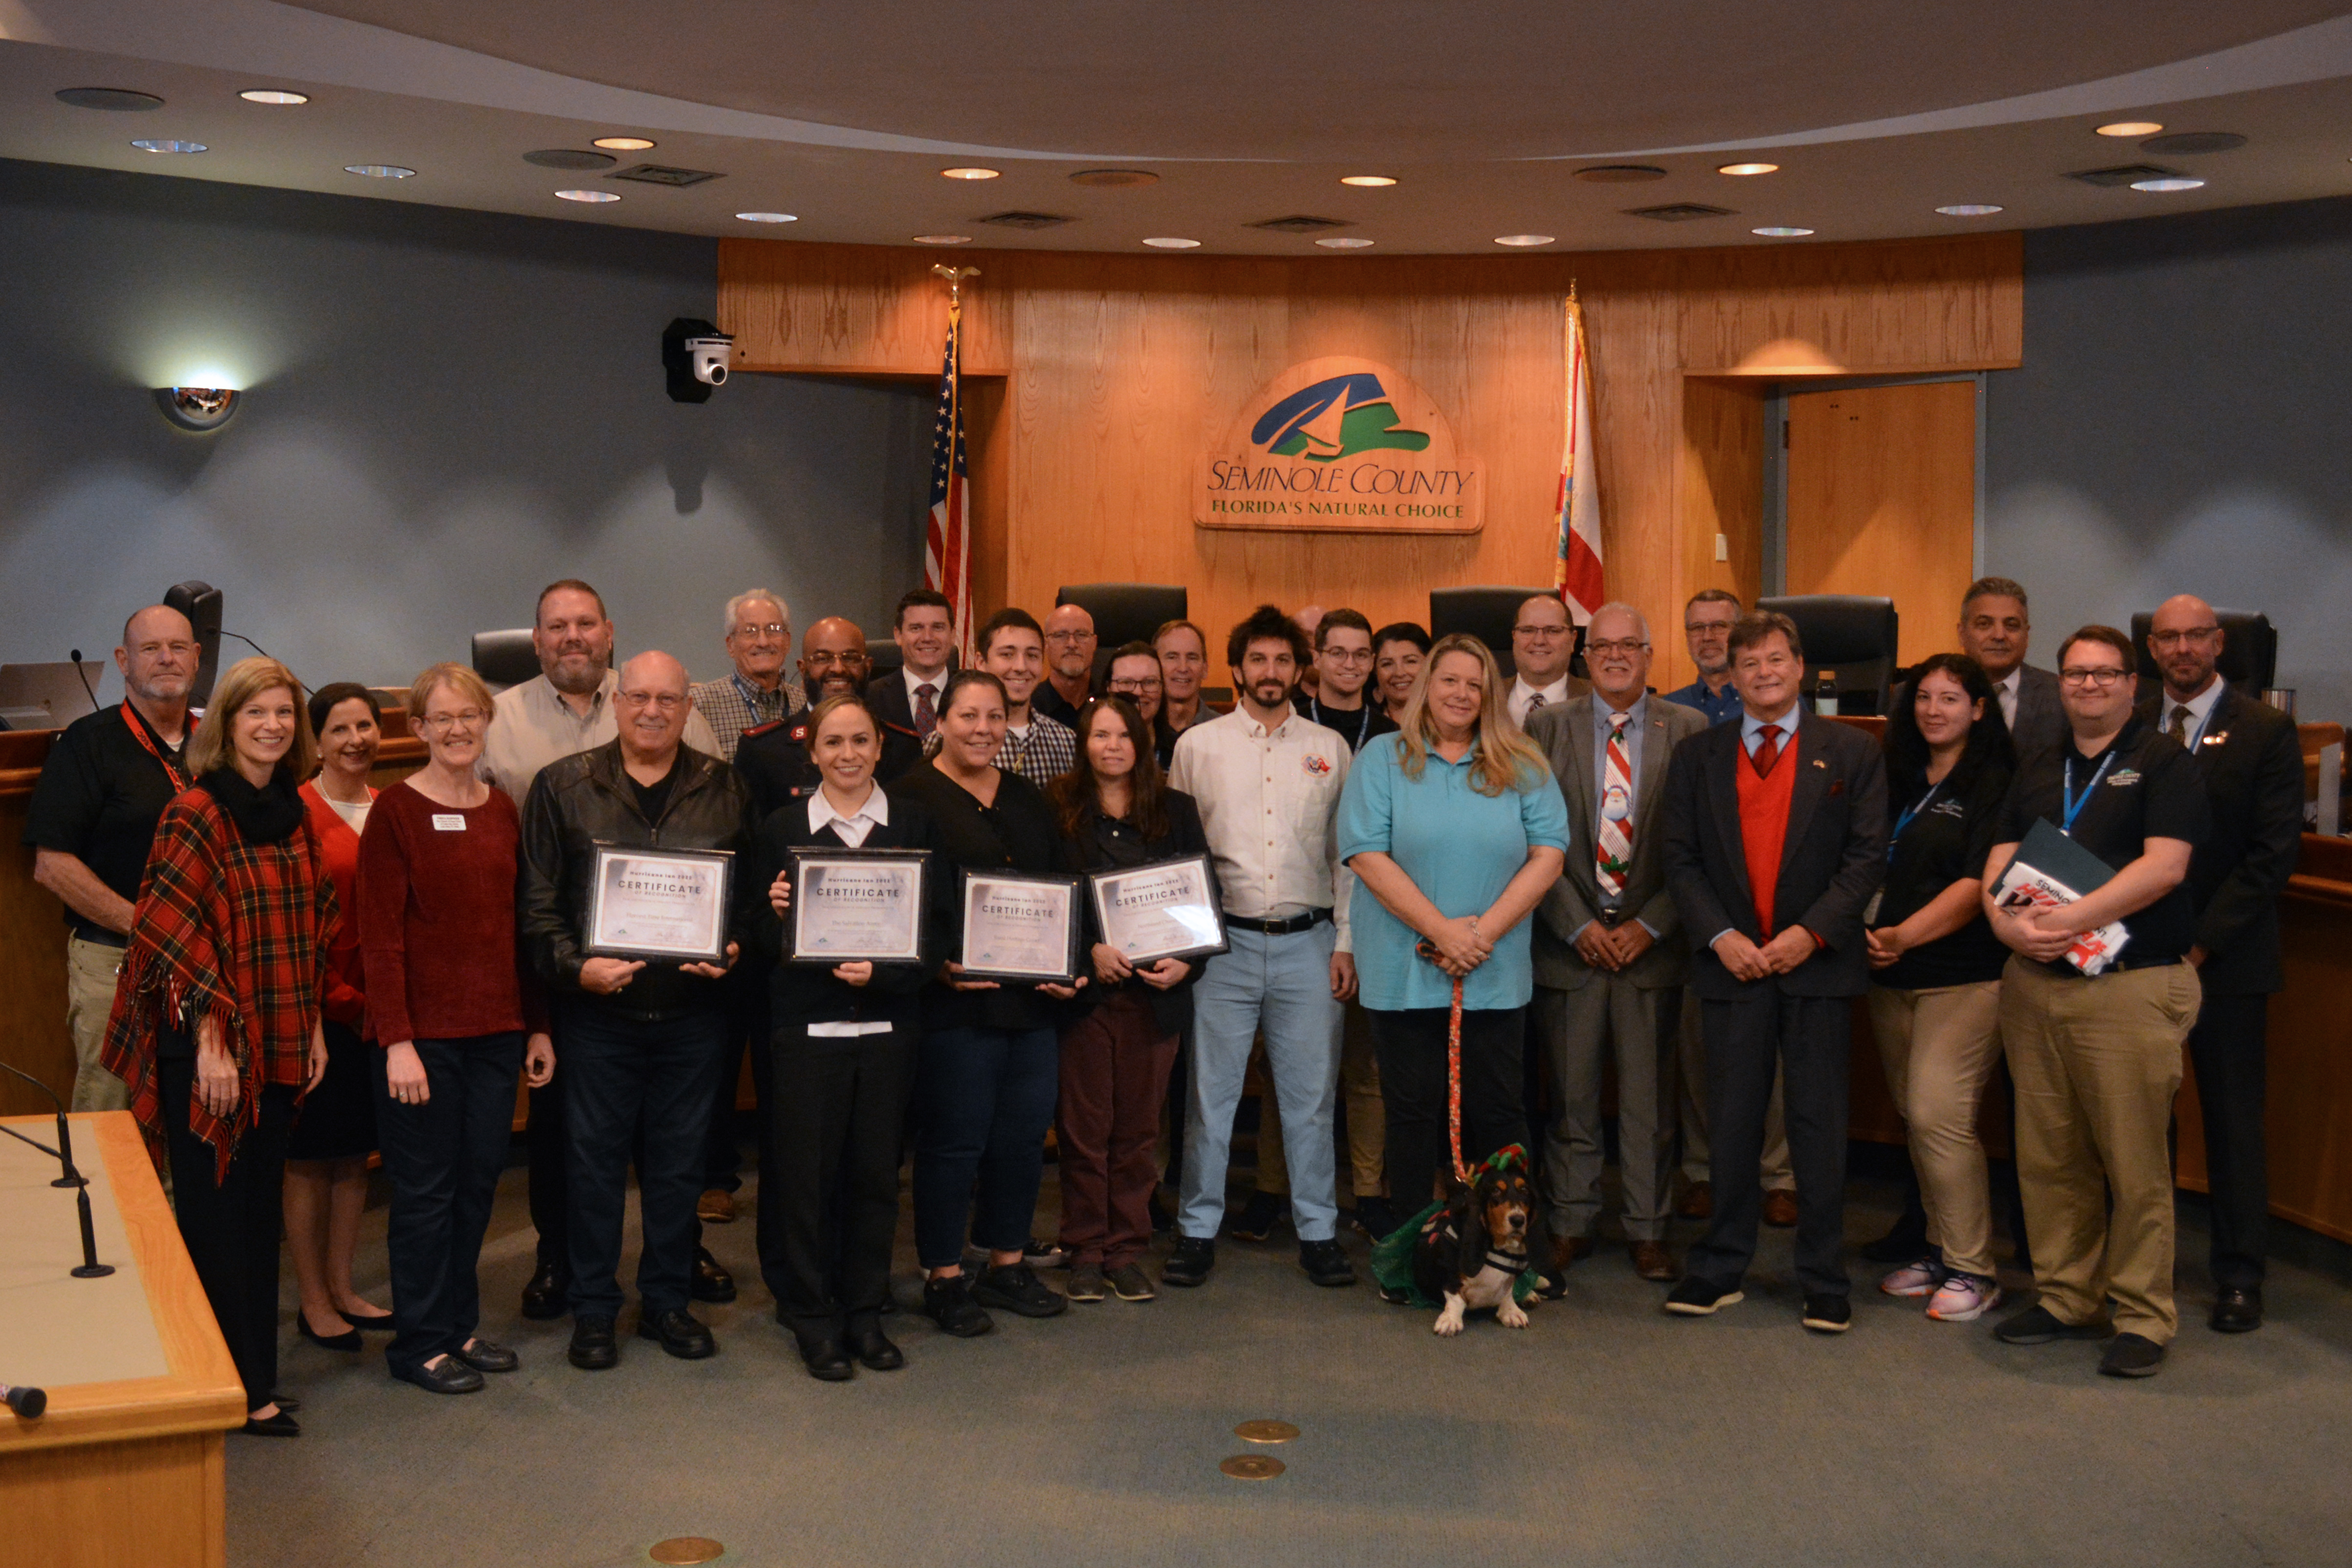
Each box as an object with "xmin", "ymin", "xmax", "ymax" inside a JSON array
[
  {"xmin": 1165, "ymin": 606, "xmax": 1360, "ymax": 1291},
  {"xmin": 1506, "ymin": 592, "xmax": 1588, "ymax": 728}
]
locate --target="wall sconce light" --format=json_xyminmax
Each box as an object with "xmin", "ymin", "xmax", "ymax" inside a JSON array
[{"xmin": 154, "ymin": 386, "xmax": 241, "ymax": 432}]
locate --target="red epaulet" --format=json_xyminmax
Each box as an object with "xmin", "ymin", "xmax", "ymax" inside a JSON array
[{"xmin": 742, "ymin": 719, "xmax": 786, "ymax": 739}]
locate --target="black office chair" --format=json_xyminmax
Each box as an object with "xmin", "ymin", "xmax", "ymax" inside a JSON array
[
  {"xmin": 1758, "ymin": 594, "xmax": 1898, "ymax": 716},
  {"xmin": 866, "ymin": 637, "xmax": 904, "ymax": 681},
  {"xmin": 471, "ymin": 628, "xmax": 540, "ymax": 690},
  {"xmin": 2128, "ymin": 608, "xmax": 2277, "ymax": 697},
  {"xmin": 1055, "ymin": 584, "xmax": 1189, "ymax": 654},
  {"xmin": 1428, "ymin": 586, "xmax": 1579, "ymax": 681}
]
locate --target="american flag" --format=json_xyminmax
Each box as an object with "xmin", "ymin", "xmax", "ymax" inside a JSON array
[{"xmin": 925, "ymin": 302, "xmax": 973, "ymax": 663}]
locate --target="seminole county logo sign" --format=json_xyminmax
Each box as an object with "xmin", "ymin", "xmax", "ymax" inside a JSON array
[{"xmin": 1194, "ymin": 356, "xmax": 1483, "ymax": 534}]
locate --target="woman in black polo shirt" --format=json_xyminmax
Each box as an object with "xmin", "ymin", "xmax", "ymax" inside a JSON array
[
  {"xmin": 893, "ymin": 670, "xmax": 1083, "ymax": 1338},
  {"xmin": 1980, "ymin": 624, "xmax": 2209, "ymax": 1379},
  {"xmin": 1864, "ymin": 654, "xmax": 2016, "ymax": 1323}
]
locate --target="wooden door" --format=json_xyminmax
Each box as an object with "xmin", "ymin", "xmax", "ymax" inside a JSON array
[{"xmin": 1785, "ymin": 380, "xmax": 1976, "ymax": 666}]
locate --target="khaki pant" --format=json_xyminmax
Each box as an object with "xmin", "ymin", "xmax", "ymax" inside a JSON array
[
  {"xmin": 1677, "ymin": 987, "xmax": 1792, "ymax": 1191},
  {"xmin": 2000, "ymin": 957, "xmax": 2200, "ymax": 1343},
  {"xmin": 1869, "ymin": 980, "xmax": 2004, "ymax": 1278},
  {"xmin": 67, "ymin": 936, "xmax": 134, "ymax": 1113},
  {"xmin": 1255, "ymin": 1007, "xmax": 1386, "ymax": 1199}
]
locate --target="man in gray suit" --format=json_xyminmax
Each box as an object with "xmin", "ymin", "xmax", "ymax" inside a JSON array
[
  {"xmin": 1959, "ymin": 577, "xmax": 2064, "ymax": 765},
  {"xmin": 1528, "ymin": 604, "xmax": 1708, "ymax": 1285}
]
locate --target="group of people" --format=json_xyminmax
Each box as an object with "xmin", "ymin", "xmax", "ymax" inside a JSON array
[{"xmin": 19, "ymin": 568, "xmax": 2300, "ymax": 1434}]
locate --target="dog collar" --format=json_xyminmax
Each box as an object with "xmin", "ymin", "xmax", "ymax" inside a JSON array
[{"xmin": 1483, "ymin": 1249, "xmax": 1528, "ymax": 1274}]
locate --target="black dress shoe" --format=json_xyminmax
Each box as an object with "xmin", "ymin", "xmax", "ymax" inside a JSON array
[
  {"xmin": 795, "ymin": 1335, "xmax": 855, "ymax": 1381},
  {"xmin": 848, "ymin": 1319, "xmax": 904, "ymax": 1371},
  {"xmin": 921, "ymin": 1274, "xmax": 995, "ymax": 1338},
  {"xmin": 240, "ymin": 1410, "xmax": 301, "ymax": 1438},
  {"xmin": 394, "ymin": 1356, "xmax": 486, "ymax": 1395},
  {"xmin": 453, "ymin": 1337, "xmax": 519, "ymax": 1374},
  {"xmin": 1161, "ymin": 1236, "xmax": 1215, "ymax": 1288},
  {"xmin": 638, "ymin": 1307, "xmax": 718, "ymax": 1360},
  {"xmin": 1299, "ymin": 1238, "xmax": 1357, "ymax": 1287},
  {"xmin": 691, "ymin": 1248, "xmax": 738, "ymax": 1305},
  {"xmin": 2210, "ymin": 1285, "xmax": 2264, "ymax": 1334},
  {"xmin": 342, "ymin": 1306, "xmax": 396, "ymax": 1332},
  {"xmin": 521, "ymin": 1260, "xmax": 570, "ymax": 1321},
  {"xmin": 568, "ymin": 1316, "xmax": 619, "ymax": 1370},
  {"xmin": 297, "ymin": 1310, "xmax": 362, "ymax": 1353}
]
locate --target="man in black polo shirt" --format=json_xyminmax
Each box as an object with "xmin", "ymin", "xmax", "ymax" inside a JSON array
[
  {"xmin": 1982, "ymin": 624, "xmax": 2209, "ymax": 1379},
  {"xmin": 23, "ymin": 605, "xmax": 199, "ymax": 1111}
]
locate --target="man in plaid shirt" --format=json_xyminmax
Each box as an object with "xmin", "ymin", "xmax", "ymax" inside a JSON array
[
  {"xmin": 688, "ymin": 589, "xmax": 800, "ymax": 761},
  {"xmin": 923, "ymin": 608, "xmax": 1076, "ymax": 784}
]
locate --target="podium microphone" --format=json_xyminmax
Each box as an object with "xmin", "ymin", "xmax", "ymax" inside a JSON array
[
  {"xmin": 0, "ymin": 1061, "xmax": 114, "ymax": 1280},
  {"xmin": 2, "ymin": 1384, "xmax": 48, "ymax": 1419}
]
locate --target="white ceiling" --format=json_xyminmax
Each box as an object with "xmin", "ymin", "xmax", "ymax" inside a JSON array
[{"xmin": 4, "ymin": 0, "xmax": 2352, "ymax": 252}]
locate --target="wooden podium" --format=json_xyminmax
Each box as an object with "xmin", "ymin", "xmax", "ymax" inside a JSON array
[{"xmin": 0, "ymin": 1111, "xmax": 245, "ymax": 1568}]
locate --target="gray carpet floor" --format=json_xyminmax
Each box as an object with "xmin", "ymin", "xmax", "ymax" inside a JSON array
[{"xmin": 234, "ymin": 1153, "xmax": 2352, "ymax": 1568}]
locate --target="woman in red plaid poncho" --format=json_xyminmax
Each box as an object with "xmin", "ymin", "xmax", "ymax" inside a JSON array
[{"xmin": 102, "ymin": 656, "xmax": 334, "ymax": 1439}]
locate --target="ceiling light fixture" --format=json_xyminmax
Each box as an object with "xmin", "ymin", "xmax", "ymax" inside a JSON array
[
  {"xmin": 130, "ymin": 139, "xmax": 206, "ymax": 154},
  {"xmin": 1142, "ymin": 237, "xmax": 1200, "ymax": 248},
  {"xmin": 345, "ymin": 164, "xmax": 416, "ymax": 178},
  {"xmin": 1751, "ymin": 226, "xmax": 1814, "ymax": 237},
  {"xmin": 912, "ymin": 234, "xmax": 973, "ymax": 245},
  {"xmin": 1935, "ymin": 203, "xmax": 2004, "ymax": 216},
  {"xmin": 1494, "ymin": 234, "xmax": 1555, "ymax": 247},
  {"xmin": 593, "ymin": 136, "xmax": 656, "ymax": 151},
  {"xmin": 1339, "ymin": 175, "xmax": 1397, "ymax": 187},
  {"xmin": 1071, "ymin": 169, "xmax": 1158, "ymax": 187},
  {"xmin": 555, "ymin": 189, "xmax": 621, "ymax": 203},
  {"xmin": 1316, "ymin": 236, "xmax": 1376, "ymax": 249},
  {"xmin": 154, "ymin": 387, "xmax": 241, "ymax": 432},
  {"xmin": 940, "ymin": 167, "xmax": 1000, "ymax": 180},
  {"xmin": 2129, "ymin": 176, "xmax": 2205, "ymax": 192},
  {"xmin": 2097, "ymin": 121, "xmax": 2163, "ymax": 137},
  {"xmin": 735, "ymin": 211, "xmax": 797, "ymax": 223},
  {"xmin": 1718, "ymin": 162, "xmax": 1779, "ymax": 176},
  {"xmin": 238, "ymin": 89, "xmax": 309, "ymax": 105}
]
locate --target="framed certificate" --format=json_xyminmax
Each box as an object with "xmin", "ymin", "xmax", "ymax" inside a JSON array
[
  {"xmin": 585, "ymin": 844, "xmax": 733, "ymax": 963},
  {"xmin": 787, "ymin": 848, "xmax": 929, "ymax": 966},
  {"xmin": 1088, "ymin": 854, "xmax": 1228, "ymax": 965},
  {"xmin": 958, "ymin": 869, "xmax": 1083, "ymax": 984}
]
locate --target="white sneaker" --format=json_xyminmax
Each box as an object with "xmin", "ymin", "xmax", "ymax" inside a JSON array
[
  {"xmin": 1926, "ymin": 1272, "xmax": 2002, "ymax": 1322},
  {"xmin": 1880, "ymin": 1257, "xmax": 1942, "ymax": 1298}
]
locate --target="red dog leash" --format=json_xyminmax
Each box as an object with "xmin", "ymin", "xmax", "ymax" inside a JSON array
[{"xmin": 1445, "ymin": 974, "xmax": 1468, "ymax": 1185}]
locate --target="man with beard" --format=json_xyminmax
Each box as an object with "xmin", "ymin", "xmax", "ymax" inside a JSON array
[
  {"xmin": 737, "ymin": 617, "xmax": 922, "ymax": 817},
  {"xmin": 25, "ymin": 603, "xmax": 201, "ymax": 1111}
]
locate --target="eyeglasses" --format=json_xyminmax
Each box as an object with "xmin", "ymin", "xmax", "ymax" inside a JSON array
[
  {"xmin": 802, "ymin": 650, "xmax": 867, "ymax": 668},
  {"xmin": 1320, "ymin": 648, "xmax": 1373, "ymax": 664},
  {"xmin": 1513, "ymin": 624, "xmax": 1568, "ymax": 638},
  {"xmin": 730, "ymin": 622, "xmax": 788, "ymax": 639},
  {"xmin": 618, "ymin": 690, "xmax": 684, "ymax": 710},
  {"xmin": 1586, "ymin": 638, "xmax": 1650, "ymax": 657},
  {"xmin": 1684, "ymin": 621, "xmax": 1734, "ymax": 636},
  {"xmin": 1044, "ymin": 630, "xmax": 1096, "ymax": 646},
  {"xmin": 2059, "ymin": 667, "xmax": 2128, "ymax": 687},
  {"xmin": 2148, "ymin": 628, "xmax": 2220, "ymax": 649},
  {"xmin": 419, "ymin": 709, "xmax": 489, "ymax": 731},
  {"xmin": 1109, "ymin": 677, "xmax": 1163, "ymax": 693}
]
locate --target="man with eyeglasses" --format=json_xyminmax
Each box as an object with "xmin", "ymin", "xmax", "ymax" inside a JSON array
[
  {"xmin": 1984, "ymin": 624, "xmax": 2209, "ymax": 1378},
  {"xmin": 518, "ymin": 651, "xmax": 755, "ymax": 1372},
  {"xmin": 24, "ymin": 604, "xmax": 200, "ymax": 1112},
  {"xmin": 1526, "ymin": 604, "xmax": 1707, "ymax": 1286},
  {"xmin": 737, "ymin": 618, "xmax": 922, "ymax": 820},
  {"xmin": 2136, "ymin": 596, "xmax": 2301, "ymax": 1336},
  {"xmin": 1663, "ymin": 589, "xmax": 1744, "ymax": 728},
  {"xmin": 689, "ymin": 590, "xmax": 799, "ymax": 761},
  {"xmin": 1032, "ymin": 603, "xmax": 1099, "ymax": 728},
  {"xmin": 1506, "ymin": 593, "xmax": 1588, "ymax": 727}
]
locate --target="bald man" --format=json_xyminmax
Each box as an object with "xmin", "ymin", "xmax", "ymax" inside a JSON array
[
  {"xmin": 2140, "ymin": 594, "xmax": 2303, "ymax": 1334},
  {"xmin": 24, "ymin": 604, "xmax": 199, "ymax": 1111},
  {"xmin": 1034, "ymin": 603, "xmax": 1098, "ymax": 728},
  {"xmin": 517, "ymin": 650, "xmax": 757, "ymax": 1370},
  {"xmin": 737, "ymin": 618, "xmax": 921, "ymax": 819}
]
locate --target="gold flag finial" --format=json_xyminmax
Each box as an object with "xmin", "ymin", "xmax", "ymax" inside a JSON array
[{"xmin": 931, "ymin": 263, "xmax": 980, "ymax": 305}]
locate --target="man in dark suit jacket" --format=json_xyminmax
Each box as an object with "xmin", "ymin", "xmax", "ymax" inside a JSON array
[
  {"xmin": 1529, "ymin": 604, "xmax": 1709, "ymax": 1284},
  {"xmin": 1959, "ymin": 576, "xmax": 2064, "ymax": 765},
  {"xmin": 864, "ymin": 589, "xmax": 957, "ymax": 761},
  {"xmin": 1660, "ymin": 610, "xmax": 1887, "ymax": 1332},
  {"xmin": 2141, "ymin": 594, "xmax": 2303, "ymax": 1333}
]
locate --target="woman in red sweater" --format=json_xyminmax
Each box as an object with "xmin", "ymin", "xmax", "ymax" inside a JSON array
[{"xmin": 359, "ymin": 663, "xmax": 553, "ymax": 1396}]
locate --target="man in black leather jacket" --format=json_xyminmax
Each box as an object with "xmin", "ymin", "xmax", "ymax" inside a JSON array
[{"xmin": 519, "ymin": 651, "xmax": 756, "ymax": 1371}]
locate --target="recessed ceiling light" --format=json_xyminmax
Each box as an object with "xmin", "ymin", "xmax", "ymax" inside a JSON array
[
  {"xmin": 131, "ymin": 139, "xmax": 206, "ymax": 154},
  {"xmin": 1935, "ymin": 203, "xmax": 2004, "ymax": 216},
  {"xmin": 593, "ymin": 136, "xmax": 655, "ymax": 151},
  {"xmin": 1752, "ymin": 226, "xmax": 1814, "ymax": 237},
  {"xmin": 555, "ymin": 189, "xmax": 621, "ymax": 203},
  {"xmin": 345, "ymin": 164, "xmax": 416, "ymax": 178},
  {"xmin": 56, "ymin": 87, "xmax": 163, "ymax": 111},
  {"xmin": 940, "ymin": 167, "xmax": 1000, "ymax": 180},
  {"xmin": 1316, "ymin": 236, "xmax": 1376, "ymax": 248},
  {"xmin": 1071, "ymin": 169, "xmax": 1158, "ymax": 187},
  {"xmin": 1575, "ymin": 164, "xmax": 1667, "ymax": 183},
  {"xmin": 1142, "ymin": 237, "xmax": 1200, "ymax": 248},
  {"xmin": 1494, "ymin": 234, "xmax": 1556, "ymax": 247},
  {"xmin": 913, "ymin": 234, "xmax": 973, "ymax": 245},
  {"xmin": 1718, "ymin": 162, "xmax": 1779, "ymax": 176},
  {"xmin": 2098, "ymin": 121, "xmax": 2164, "ymax": 137},
  {"xmin": 2129, "ymin": 176, "xmax": 2205, "ymax": 192},
  {"xmin": 238, "ymin": 89, "xmax": 309, "ymax": 105},
  {"xmin": 735, "ymin": 211, "xmax": 797, "ymax": 223},
  {"xmin": 1339, "ymin": 175, "xmax": 1397, "ymax": 187}
]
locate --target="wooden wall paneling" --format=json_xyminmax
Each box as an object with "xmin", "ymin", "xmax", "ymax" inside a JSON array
[
  {"xmin": 1674, "ymin": 377, "xmax": 1768, "ymax": 688},
  {"xmin": 0, "ymin": 800, "xmax": 73, "ymax": 1118},
  {"xmin": 964, "ymin": 375, "xmax": 1013, "ymax": 620},
  {"xmin": 719, "ymin": 238, "xmax": 1013, "ymax": 375},
  {"xmin": 1676, "ymin": 234, "xmax": 2025, "ymax": 375}
]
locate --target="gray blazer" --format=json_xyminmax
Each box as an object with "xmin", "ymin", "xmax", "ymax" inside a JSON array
[
  {"xmin": 1528, "ymin": 694, "xmax": 1708, "ymax": 991},
  {"xmin": 2008, "ymin": 663, "xmax": 2066, "ymax": 769}
]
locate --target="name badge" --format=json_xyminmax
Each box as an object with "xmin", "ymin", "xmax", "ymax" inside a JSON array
[{"xmin": 432, "ymin": 813, "xmax": 468, "ymax": 831}]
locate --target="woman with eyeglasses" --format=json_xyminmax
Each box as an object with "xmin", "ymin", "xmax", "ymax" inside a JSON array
[
  {"xmin": 358, "ymin": 663, "xmax": 554, "ymax": 1396},
  {"xmin": 1102, "ymin": 640, "xmax": 1173, "ymax": 768}
]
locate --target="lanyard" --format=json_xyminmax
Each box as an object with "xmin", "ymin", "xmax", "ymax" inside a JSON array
[
  {"xmin": 1311, "ymin": 695, "xmax": 1374, "ymax": 751},
  {"xmin": 122, "ymin": 703, "xmax": 192, "ymax": 794},
  {"xmin": 2060, "ymin": 751, "xmax": 2113, "ymax": 835},
  {"xmin": 1888, "ymin": 782, "xmax": 1941, "ymax": 861}
]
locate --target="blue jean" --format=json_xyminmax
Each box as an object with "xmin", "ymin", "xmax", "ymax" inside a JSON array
[
  {"xmin": 912, "ymin": 1024, "xmax": 1059, "ymax": 1269},
  {"xmin": 373, "ymin": 1033, "xmax": 524, "ymax": 1374},
  {"xmin": 560, "ymin": 1003, "xmax": 730, "ymax": 1319},
  {"xmin": 1181, "ymin": 924, "xmax": 1343, "ymax": 1242}
]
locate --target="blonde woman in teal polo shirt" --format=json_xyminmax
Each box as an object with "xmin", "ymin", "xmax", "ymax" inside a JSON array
[{"xmin": 1338, "ymin": 633, "xmax": 1568, "ymax": 1211}]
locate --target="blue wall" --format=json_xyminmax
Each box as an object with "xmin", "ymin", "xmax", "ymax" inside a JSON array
[
  {"xmin": 0, "ymin": 158, "xmax": 930, "ymax": 705},
  {"xmin": 1985, "ymin": 194, "xmax": 2352, "ymax": 718}
]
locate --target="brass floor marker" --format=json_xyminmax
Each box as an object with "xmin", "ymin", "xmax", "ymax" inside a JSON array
[
  {"xmin": 1234, "ymin": 1420, "xmax": 1299, "ymax": 1443},
  {"xmin": 1220, "ymin": 1454, "xmax": 1285, "ymax": 1481},
  {"xmin": 650, "ymin": 1538, "xmax": 726, "ymax": 1565}
]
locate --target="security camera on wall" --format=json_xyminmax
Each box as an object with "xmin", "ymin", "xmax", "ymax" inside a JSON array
[{"xmin": 663, "ymin": 317, "xmax": 735, "ymax": 403}]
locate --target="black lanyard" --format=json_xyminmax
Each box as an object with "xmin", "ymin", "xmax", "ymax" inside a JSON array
[{"xmin": 1309, "ymin": 696, "xmax": 1374, "ymax": 751}]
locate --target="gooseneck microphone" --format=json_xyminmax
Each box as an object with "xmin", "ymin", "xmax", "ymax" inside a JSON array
[
  {"xmin": 0, "ymin": 1061, "xmax": 114, "ymax": 1279},
  {"xmin": 2, "ymin": 1384, "xmax": 49, "ymax": 1419},
  {"xmin": 69, "ymin": 649, "xmax": 100, "ymax": 712}
]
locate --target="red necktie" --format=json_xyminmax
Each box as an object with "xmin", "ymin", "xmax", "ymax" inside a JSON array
[
  {"xmin": 1750, "ymin": 722, "xmax": 1782, "ymax": 777},
  {"xmin": 913, "ymin": 682, "xmax": 938, "ymax": 741}
]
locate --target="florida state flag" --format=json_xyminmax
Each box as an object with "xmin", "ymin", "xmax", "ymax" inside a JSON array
[{"xmin": 1553, "ymin": 292, "xmax": 1604, "ymax": 624}]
